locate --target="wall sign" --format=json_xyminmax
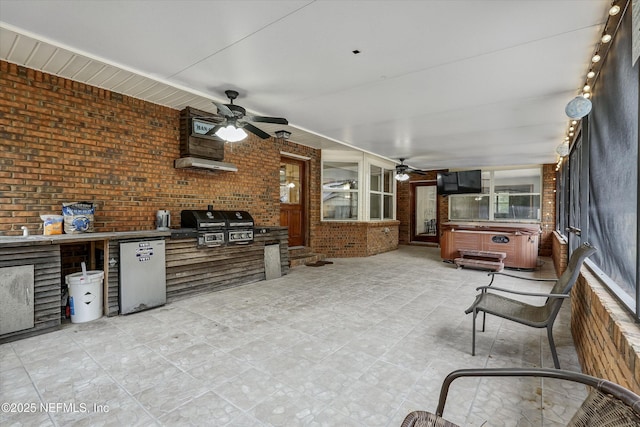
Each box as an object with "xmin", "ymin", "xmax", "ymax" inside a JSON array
[{"xmin": 192, "ymin": 119, "xmax": 217, "ymax": 136}]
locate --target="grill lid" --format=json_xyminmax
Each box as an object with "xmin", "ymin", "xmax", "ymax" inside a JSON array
[{"xmin": 181, "ymin": 210, "xmax": 254, "ymax": 230}]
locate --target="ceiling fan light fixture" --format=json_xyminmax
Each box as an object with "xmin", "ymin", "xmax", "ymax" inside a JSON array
[
  {"xmin": 215, "ymin": 125, "xmax": 248, "ymax": 142},
  {"xmin": 395, "ymin": 172, "xmax": 410, "ymax": 182}
]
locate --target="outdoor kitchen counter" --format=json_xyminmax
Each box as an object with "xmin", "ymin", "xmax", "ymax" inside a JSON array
[
  {"xmin": 165, "ymin": 226, "xmax": 289, "ymax": 301},
  {"xmin": 0, "ymin": 230, "xmax": 171, "ymax": 343},
  {"xmin": 0, "ymin": 230, "xmax": 171, "ymax": 248}
]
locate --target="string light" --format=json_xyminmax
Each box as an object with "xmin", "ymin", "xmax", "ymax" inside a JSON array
[{"xmin": 559, "ymin": 1, "xmax": 624, "ymax": 162}]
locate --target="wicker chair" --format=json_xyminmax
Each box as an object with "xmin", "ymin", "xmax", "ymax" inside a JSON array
[
  {"xmin": 401, "ymin": 368, "xmax": 640, "ymax": 427},
  {"xmin": 464, "ymin": 242, "xmax": 597, "ymax": 369}
]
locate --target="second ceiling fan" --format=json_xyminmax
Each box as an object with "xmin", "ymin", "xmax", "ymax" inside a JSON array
[
  {"xmin": 395, "ymin": 158, "xmax": 427, "ymax": 181},
  {"xmin": 207, "ymin": 90, "xmax": 288, "ymax": 141}
]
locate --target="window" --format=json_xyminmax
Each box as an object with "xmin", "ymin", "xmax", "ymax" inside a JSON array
[
  {"xmin": 369, "ymin": 165, "xmax": 394, "ymax": 220},
  {"xmin": 321, "ymin": 152, "xmax": 396, "ymax": 221},
  {"xmin": 280, "ymin": 163, "xmax": 301, "ymax": 204},
  {"xmin": 449, "ymin": 168, "xmax": 541, "ymax": 222},
  {"xmin": 322, "ymin": 161, "xmax": 358, "ymax": 220}
]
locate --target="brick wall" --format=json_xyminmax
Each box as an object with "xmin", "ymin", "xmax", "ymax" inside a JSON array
[
  {"xmin": 572, "ymin": 269, "xmax": 640, "ymax": 394},
  {"xmin": 0, "ymin": 61, "xmax": 317, "ymax": 234},
  {"xmin": 313, "ymin": 220, "xmax": 399, "ymax": 258},
  {"xmin": 551, "ymin": 232, "xmax": 640, "ymax": 394},
  {"xmin": 0, "ymin": 60, "xmax": 397, "ymax": 258},
  {"xmin": 539, "ymin": 163, "xmax": 556, "ymax": 256},
  {"xmin": 551, "ymin": 231, "xmax": 568, "ymax": 276}
]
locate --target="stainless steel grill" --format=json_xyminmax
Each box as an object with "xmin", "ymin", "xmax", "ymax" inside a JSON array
[{"xmin": 180, "ymin": 210, "xmax": 254, "ymax": 247}]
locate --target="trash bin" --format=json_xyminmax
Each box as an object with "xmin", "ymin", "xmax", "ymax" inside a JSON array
[{"xmin": 66, "ymin": 270, "xmax": 103, "ymax": 323}]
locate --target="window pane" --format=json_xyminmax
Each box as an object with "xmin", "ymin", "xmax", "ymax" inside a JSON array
[
  {"xmin": 370, "ymin": 193, "xmax": 381, "ymax": 219},
  {"xmin": 450, "ymin": 195, "xmax": 490, "ymax": 220},
  {"xmin": 384, "ymin": 170, "xmax": 393, "ymax": 193},
  {"xmin": 494, "ymin": 168, "xmax": 540, "ymax": 193},
  {"xmin": 323, "ymin": 162, "xmax": 358, "ymax": 189},
  {"xmin": 370, "ymin": 165, "xmax": 381, "ymax": 192},
  {"xmin": 494, "ymin": 195, "xmax": 540, "ymax": 220},
  {"xmin": 323, "ymin": 192, "xmax": 358, "ymax": 220},
  {"xmin": 280, "ymin": 163, "xmax": 300, "ymax": 204},
  {"xmin": 383, "ymin": 195, "xmax": 393, "ymax": 219}
]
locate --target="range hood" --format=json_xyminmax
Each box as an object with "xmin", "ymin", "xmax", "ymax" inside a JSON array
[{"xmin": 174, "ymin": 157, "xmax": 238, "ymax": 172}]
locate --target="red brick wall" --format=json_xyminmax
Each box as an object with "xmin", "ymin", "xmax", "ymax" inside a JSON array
[
  {"xmin": 571, "ymin": 269, "xmax": 640, "ymax": 394},
  {"xmin": 539, "ymin": 163, "xmax": 556, "ymax": 256},
  {"xmin": 313, "ymin": 220, "xmax": 399, "ymax": 257},
  {"xmin": 0, "ymin": 61, "xmax": 319, "ymax": 234},
  {"xmin": 551, "ymin": 232, "xmax": 640, "ymax": 394},
  {"xmin": 0, "ymin": 60, "xmax": 395, "ymax": 258}
]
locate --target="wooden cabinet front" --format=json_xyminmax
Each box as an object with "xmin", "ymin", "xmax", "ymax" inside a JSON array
[{"xmin": 441, "ymin": 224, "xmax": 539, "ymax": 269}]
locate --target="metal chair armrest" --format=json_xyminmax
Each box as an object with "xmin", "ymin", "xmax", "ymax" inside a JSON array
[
  {"xmin": 435, "ymin": 368, "xmax": 605, "ymax": 417},
  {"xmin": 475, "ymin": 285, "xmax": 569, "ymax": 299},
  {"xmin": 488, "ymin": 272, "xmax": 557, "ymax": 282}
]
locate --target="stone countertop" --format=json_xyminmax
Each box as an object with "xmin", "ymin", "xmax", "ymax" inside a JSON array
[{"xmin": 0, "ymin": 230, "xmax": 172, "ymax": 248}]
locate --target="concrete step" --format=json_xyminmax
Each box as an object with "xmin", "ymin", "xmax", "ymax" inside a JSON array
[{"xmin": 288, "ymin": 247, "xmax": 326, "ymax": 268}]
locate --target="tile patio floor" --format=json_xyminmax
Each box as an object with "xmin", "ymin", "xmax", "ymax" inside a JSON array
[{"xmin": 0, "ymin": 245, "xmax": 586, "ymax": 426}]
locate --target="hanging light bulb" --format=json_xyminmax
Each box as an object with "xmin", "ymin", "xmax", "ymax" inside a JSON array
[
  {"xmin": 587, "ymin": 70, "xmax": 596, "ymax": 79},
  {"xmin": 583, "ymin": 92, "xmax": 591, "ymax": 99},
  {"xmin": 609, "ymin": 4, "xmax": 621, "ymax": 16},
  {"xmin": 601, "ymin": 34, "xmax": 612, "ymax": 43},
  {"xmin": 591, "ymin": 53, "xmax": 601, "ymax": 63},
  {"xmin": 583, "ymin": 84, "xmax": 591, "ymax": 92},
  {"xmin": 571, "ymin": 120, "xmax": 577, "ymax": 125}
]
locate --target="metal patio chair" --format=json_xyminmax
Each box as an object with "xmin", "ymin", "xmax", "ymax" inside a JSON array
[
  {"xmin": 464, "ymin": 242, "xmax": 597, "ymax": 369},
  {"xmin": 401, "ymin": 368, "xmax": 640, "ymax": 427}
]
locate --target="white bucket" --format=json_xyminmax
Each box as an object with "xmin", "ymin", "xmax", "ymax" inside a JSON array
[{"xmin": 66, "ymin": 270, "xmax": 104, "ymax": 323}]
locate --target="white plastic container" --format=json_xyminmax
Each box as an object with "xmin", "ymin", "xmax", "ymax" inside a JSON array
[{"xmin": 66, "ymin": 270, "xmax": 104, "ymax": 323}]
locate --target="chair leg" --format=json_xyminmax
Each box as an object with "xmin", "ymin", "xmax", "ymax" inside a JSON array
[
  {"xmin": 547, "ymin": 326, "xmax": 560, "ymax": 369},
  {"xmin": 482, "ymin": 312, "xmax": 486, "ymax": 332},
  {"xmin": 472, "ymin": 309, "xmax": 477, "ymax": 356}
]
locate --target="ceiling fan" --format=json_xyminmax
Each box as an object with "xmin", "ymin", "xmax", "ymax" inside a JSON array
[
  {"xmin": 206, "ymin": 90, "xmax": 288, "ymax": 142},
  {"xmin": 395, "ymin": 158, "xmax": 427, "ymax": 182}
]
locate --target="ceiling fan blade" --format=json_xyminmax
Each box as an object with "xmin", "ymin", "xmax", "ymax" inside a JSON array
[
  {"xmin": 245, "ymin": 115, "xmax": 288, "ymax": 125},
  {"xmin": 213, "ymin": 101, "xmax": 234, "ymax": 117},
  {"xmin": 242, "ymin": 122, "xmax": 271, "ymax": 139},
  {"xmin": 204, "ymin": 125, "xmax": 222, "ymax": 137}
]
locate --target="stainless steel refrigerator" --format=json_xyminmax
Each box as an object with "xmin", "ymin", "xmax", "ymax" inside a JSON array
[{"xmin": 119, "ymin": 239, "xmax": 166, "ymax": 314}]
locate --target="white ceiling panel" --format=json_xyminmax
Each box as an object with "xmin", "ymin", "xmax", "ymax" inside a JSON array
[{"xmin": 0, "ymin": 0, "xmax": 610, "ymax": 169}]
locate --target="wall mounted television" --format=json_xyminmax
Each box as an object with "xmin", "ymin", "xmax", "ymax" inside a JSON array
[{"xmin": 437, "ymin": 170, "xmax": 482, "ymax": 195}]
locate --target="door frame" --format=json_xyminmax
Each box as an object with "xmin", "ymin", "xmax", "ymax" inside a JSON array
[
  {"xmin": 280, "ymin": 154, "xmax": 309, "ymax": 247},
  {"xmin": 410, "ymin": 180, "xmax": 439, "ymax": 244}
]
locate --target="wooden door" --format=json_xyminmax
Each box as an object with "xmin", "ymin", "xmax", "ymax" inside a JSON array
[
  {"xmin": 280, "ymin": 157, "xmax": 306, "ymax": 247},
  {"xmin": 411, "ymin": 182, "xmax": 439, "ymax": 243}
]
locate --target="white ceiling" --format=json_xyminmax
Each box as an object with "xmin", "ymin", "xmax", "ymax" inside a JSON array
[{"xmin": 0, "ymin": 0, "xmax": 608, "ymax": 170}]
